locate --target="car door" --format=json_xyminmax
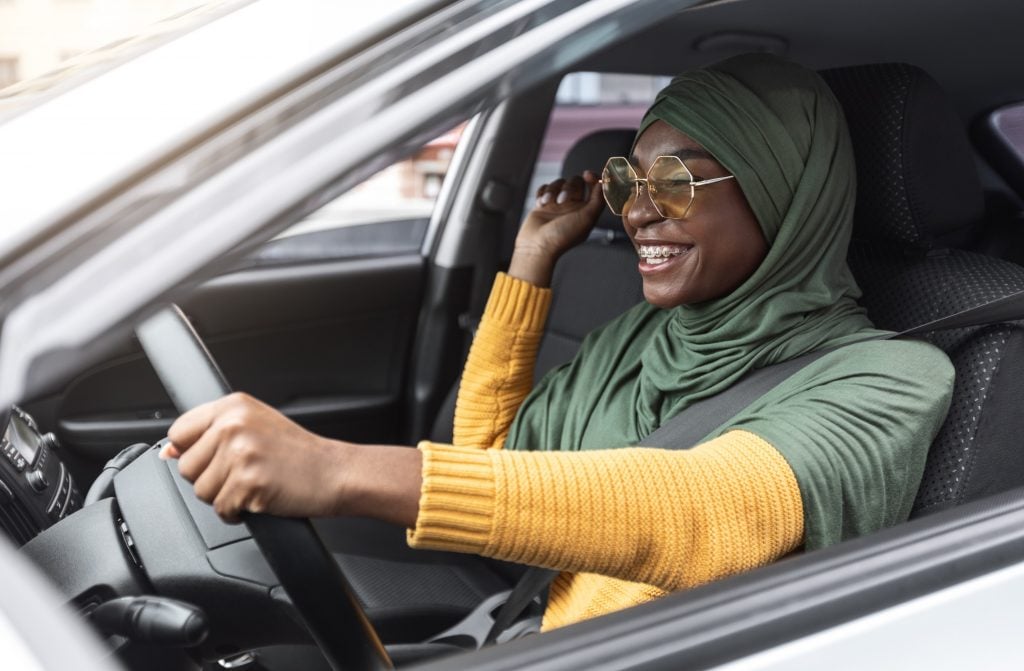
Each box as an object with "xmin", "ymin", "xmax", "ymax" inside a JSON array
[{"xmin": 21, "ymin": 124, "xmax": 474, "ymax": 483}]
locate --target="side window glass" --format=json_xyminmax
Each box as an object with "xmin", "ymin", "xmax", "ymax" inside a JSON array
[
  {"xmin": 264, "ymin": 122, "xmax": 467, "ymax": 262},
  {"xmin": 526, "ymin": 72, "xmax": 671, "ymax": 216}
]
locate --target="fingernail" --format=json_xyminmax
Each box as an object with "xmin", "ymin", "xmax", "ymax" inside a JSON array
[
  {"xmin": 556, "ymin": 191, "xmax": 568, "ymax": 204},
  {"xmin": 540, "ymin": 192, "xmax": 553, "ymax": 205}
]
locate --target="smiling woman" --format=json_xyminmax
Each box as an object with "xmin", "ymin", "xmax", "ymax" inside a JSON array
[
  {"xmin": 620, "ymin": 121, "xmax": 765, "ymax": 307},
  {"xmin": 162, "ymin": 54, "xmax": 954, "ymax": 635}
]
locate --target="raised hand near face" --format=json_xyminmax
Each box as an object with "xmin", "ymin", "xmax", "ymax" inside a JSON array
[{"xmin": 509, "ymin": 171, "xmax": 605, "ymax": 287}]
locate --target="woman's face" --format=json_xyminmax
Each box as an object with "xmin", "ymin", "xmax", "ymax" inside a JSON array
[{"xmin": 623, "ymin": 120, "xmax": 767, "ymax": 309}]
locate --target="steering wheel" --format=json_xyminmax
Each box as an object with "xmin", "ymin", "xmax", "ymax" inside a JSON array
[{"xmin": 135, "ymin": 306, "xmax": 393, "ymax": 671}]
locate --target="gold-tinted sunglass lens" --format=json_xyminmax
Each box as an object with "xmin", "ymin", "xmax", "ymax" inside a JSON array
[
  {"xmin": 647, "ymin": 156, "xmax": 694, "ymax": 219},
  {"xmin": 602, "ymin": 158, "xmax": 639, "ymax": 215}
]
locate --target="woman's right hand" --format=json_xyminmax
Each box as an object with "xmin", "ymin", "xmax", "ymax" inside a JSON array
[{"xmin": 509, "ymin": 170, "xmax": 605, "ymax": 287}]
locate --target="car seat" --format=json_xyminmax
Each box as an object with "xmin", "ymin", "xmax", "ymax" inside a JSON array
[{"xmin": 822, "ymin": 63, "xmax": 1024, "ymax": 516}]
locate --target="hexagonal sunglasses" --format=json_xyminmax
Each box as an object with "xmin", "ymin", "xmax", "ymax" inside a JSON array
[{"xmin": 601, "ymin": 155, "xmax": 735, "ymax": 219}]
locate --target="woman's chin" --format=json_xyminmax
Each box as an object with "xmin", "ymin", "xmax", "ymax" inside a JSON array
[{"xmin": 642, "ymin": 284, "xmax": 689, "ymax": 310}]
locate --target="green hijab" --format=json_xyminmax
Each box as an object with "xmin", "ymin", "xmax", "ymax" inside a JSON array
[
  {"xmin": 503, "ymin": 55, "xmax": 955, "ymax": 549},
  {"xmin": 508, "ymin": 53, "xmax": 878, "ymax": 446}
]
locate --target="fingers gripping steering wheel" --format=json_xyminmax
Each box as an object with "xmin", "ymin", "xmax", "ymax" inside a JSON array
[{"xmin": 136, "ymin": 306, "xmax": 393, "ymax": 671}]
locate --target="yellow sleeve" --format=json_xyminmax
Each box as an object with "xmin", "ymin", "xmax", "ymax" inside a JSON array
[
  {"xmin": 453, "ymin": 272, "xmax": 551, "ymax": 449},
  {"xmin": 409, "ymin": 430, "xmax": 804, "ymax": 592}
]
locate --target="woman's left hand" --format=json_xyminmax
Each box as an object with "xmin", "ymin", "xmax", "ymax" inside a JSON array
[
  {"xmin": 161, "ymin": 392, "xmax": 422, "ymax": 525},
  {"xmin": 509, "ymin": 171, "xmax": 605, "ymax": 287}
]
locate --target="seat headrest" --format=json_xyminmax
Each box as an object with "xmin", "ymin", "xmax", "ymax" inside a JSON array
[
  {"xmin": 821, "ymin": 63, "xmax": 985, "ymax": 249},
  {"xmin": 561, "ymin": 128, "xmax": 636, "ymax": 232}
]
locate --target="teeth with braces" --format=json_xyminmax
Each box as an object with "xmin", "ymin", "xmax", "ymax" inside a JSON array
[{"xmin": 638, "ymin": 245, "xmax": 687, "ymax": 260}]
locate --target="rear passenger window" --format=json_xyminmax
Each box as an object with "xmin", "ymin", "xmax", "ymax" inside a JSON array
[
  {"xmin": 526, "ymin": 72, "xmax": 671, "ymax": 213},
  {"xmin": 260, "ymin": 122, "xmax": 468, "ymax": 263}
]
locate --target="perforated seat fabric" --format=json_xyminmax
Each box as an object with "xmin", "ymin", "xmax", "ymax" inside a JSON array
[
  {"xmin": 824, "ymin": 63, "xmax": 1024, "ymax": 515},
  {"xmin": 847, "ymin": 246, "xmax": 1024, "ymax": 514}
]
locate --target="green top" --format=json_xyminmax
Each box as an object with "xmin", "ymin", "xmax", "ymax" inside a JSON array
[{"xmin": 505, "ymin": 55, "xmax": 954, "ymax": 549}]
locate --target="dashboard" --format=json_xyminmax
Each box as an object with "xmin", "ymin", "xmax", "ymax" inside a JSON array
[{"xmin": 0, "ymin": 406, "xmax": 81, "ymax": 544}]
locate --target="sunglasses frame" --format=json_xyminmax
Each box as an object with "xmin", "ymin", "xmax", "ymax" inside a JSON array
[{"xmin": 600, "ymin": 155, "xmax": 735, "ymax": 220}]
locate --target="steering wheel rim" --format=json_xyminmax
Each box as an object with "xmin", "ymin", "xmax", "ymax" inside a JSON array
[{"xmin": 135, "ymin": 305, "xmax": 393, "ymax": 671}]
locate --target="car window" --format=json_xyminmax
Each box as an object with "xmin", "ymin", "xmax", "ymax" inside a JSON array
[
  {"xmin": 253, "ymin": 122, "xmax": 468, "ymax": 264},
  {"xmin": 525, "ymin": 72, "xmax": 671, "ymax": 214}
]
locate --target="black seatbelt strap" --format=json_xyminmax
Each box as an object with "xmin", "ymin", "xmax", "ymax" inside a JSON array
[
  {"xmin": 482, "ymin": 564, "xmax": 557, "ymax": 645},
  {"xmin": 484, "ymin": 287, "xmax": 1024, "ymax": 644},
  {"xmin": 897, "ymin": 287, "xmax": 1024, "ymax": 336},
  {"xmin": 638, "ymin": 347, "xmax": 833, "ymax": 449}
]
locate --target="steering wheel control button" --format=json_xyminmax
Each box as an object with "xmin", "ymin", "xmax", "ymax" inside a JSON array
[{"xmin": 118, "ymin": 518, "xmax": 143, "ymax": 568}]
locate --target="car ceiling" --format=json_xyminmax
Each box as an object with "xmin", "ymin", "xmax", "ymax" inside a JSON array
[{"xmin": 580, "ymin": 0, "xmax": 1022, "ymax": 123}]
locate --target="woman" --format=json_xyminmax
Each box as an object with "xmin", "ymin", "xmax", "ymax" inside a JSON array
[{"xmin": 162, "ymin": 55, "xmax": 954, "ymax": 630}]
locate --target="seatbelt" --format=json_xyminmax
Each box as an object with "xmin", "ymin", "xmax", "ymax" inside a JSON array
[
  {"xmin": 483, "ymin": 287, "xmax": 1024, "ymax": 644},
  {"xmin": 481, "ymin": 564, "xmax": 557, "ymax": 645}
]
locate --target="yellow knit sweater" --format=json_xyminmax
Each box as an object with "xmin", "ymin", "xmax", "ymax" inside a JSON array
[{"xmin": 408, "ymin": 273, "xmax": 804, "ymax": 630}]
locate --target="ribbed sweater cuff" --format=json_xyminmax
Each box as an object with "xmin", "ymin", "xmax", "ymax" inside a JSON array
[
  {"xmin": 485, "ymin": 272, "xmax": 552, "ymax": 332},
  {"xmin": 407, "ymin": 441, "xmax": 497, "ymax": 553}
]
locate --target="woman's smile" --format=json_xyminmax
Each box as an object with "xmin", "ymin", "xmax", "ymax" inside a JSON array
[
  {"xmin": 635, "ymin": 240, "xmax": 696, "ymax": 275},
  {"xmin": 624, "ymin": 121, "xmax": 767, "ymax": 309}
]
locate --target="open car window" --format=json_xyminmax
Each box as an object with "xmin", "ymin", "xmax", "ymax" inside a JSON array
[{"xmin": 264, "ymin": 122, "xmax": 468, "ymax": 262}]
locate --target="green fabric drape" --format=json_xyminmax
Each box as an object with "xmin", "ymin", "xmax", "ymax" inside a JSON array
[{"xmin": 504, "ymin": 55, "xmax": 954, "ymax": 549}]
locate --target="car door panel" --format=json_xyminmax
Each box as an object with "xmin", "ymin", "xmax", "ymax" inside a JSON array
[{"xmin": 38, "ymin": 252, "xmax": 426, "ymax": 483}]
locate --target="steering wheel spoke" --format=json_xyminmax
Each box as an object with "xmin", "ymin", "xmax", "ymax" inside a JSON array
[{"xmin": 136, "ymin": 305, "xmax": 393, "ymax": 671}]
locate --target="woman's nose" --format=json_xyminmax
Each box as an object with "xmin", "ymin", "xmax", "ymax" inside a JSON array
[{"xmin": 625, "ymin": 185, "xmax": 663, "ymax": 229}]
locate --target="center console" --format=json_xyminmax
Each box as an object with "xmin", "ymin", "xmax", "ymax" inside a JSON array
[{"xmin": 0, "ymin": 406, "xmax": 82, "ymax": 545}]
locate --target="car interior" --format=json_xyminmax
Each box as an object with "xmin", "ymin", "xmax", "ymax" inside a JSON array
[{"xmin": 4, "ymin": 0, "xmax": 1024, "ymax": 669}]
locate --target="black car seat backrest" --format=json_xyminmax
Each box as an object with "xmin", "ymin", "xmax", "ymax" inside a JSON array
[
  {"xmin": 429, "ymin": 129, "xmax": 641, "ymax": 443},
  {"xmin": 822, "ymin": 63, "xmax": 1024, "ymax": 516},
  {"xmin": 533, "ymin": 129, "xmax": 643, "ymax": 377}
]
